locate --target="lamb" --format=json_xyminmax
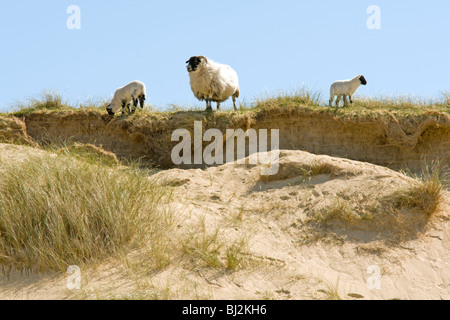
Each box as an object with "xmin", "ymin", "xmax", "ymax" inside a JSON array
[
  {"xmin": 329, "ymin": 75, "xmax": 367, "ymax": 108},
  {"xmin": 106, "ymin": 81, "xmax": 146, "ymax": 116},
  {"xmin": 186, "ymin": 56, "xmax": 240, "ymax": 111}
]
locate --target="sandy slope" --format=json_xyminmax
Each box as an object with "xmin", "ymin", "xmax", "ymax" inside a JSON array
[
  {"xmin": 151, "ymin": 150, "xmax": 450, "ymax": 300},
  {"xmin": 0, "ymin": 145, "xmax": 448, "ymax": 300}
]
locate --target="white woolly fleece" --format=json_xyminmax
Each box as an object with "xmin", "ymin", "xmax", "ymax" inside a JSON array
[
  {"xmin": 108, "ymin": 81, "xmax": 146, "ymax": 114},
  {"xmin": 188, "ymin": 57, "xmax": 240, "ymax": 110}
]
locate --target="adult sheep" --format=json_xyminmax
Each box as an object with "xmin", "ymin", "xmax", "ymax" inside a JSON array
[
  {"xmin": 106, "ymin": 81, "xmax": 146, "ymax": 116},
  {"xmin": 186, "ymin": 56, "xmax": 240, "ymax": 111},
  {"xmin": 329, "ymin": 75, "xmax": 367, "ymax": 108}
]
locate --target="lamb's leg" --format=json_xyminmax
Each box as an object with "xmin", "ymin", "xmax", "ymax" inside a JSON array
[
  {"xmin": 346, "ymin": 95, "xmax": 351, "ymax": 106},
  {"xmin": 139, "ymin": 95, "xmax": 146, "ymax": 109},
  {"xmin": 122, "ymin": 101, "xmax": 127, "ymax": 115},
  {"xmin": 131, "ymin": 98, "xmax": 138, "ymax": 114},
  {"xmin": 232, "ymin": 96, "xmax": 237, "ymax": 111},
  {"xmin": 329, "ymin": 96, "xmax": 334, "ymax": 108},
  {"xmin": 216, "ymin": 102, "xmax": 221, "ymax": 111},
  {"xmin": 349, "ymin": 95, "xmax": 353, "ymax": 104},
  {"xmin": 343, "ymin": 95, "xmax": 348, "ymax": 107},
  {"xmin": 335, "ymin": 96, "xmax": 341, "ymax": 108}
]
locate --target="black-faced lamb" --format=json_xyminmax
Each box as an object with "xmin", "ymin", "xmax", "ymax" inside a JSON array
[
  {"xmin": 329, "ymin": 75, "xmax": 367, "ymax": 108},
  {"xmin": 106, "ymin": 81, "xmax": 146, "ymax": 116},
  {"xmin": 186, "ymin": 56, "xmax": 240, "ymax": 111}
]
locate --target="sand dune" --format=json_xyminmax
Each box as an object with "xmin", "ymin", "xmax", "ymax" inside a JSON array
[{"xmin": 0, "ymin": 145, "xmax": 448, "ymax": 300}]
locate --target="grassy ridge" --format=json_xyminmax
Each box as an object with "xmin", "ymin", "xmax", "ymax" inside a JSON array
[
  {"xmin": 4, "ymin": 89, "xmax": 449, "ymax": 119},
  {"xmin": 252, "ymin": 89, "xmax": 449, "ymax": 119}
]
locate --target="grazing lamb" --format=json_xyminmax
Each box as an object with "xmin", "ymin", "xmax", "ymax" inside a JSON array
[
  {"xmin": 329, "ymin": 75, "xmax": 367, "ymax": 108},
  {"xmin": 186, "ymin": 56, "xmax": 240, "ymax": 111},
  {"xmin": 107, "ymin": 81, "xmax": 146, "ymax": 116}
]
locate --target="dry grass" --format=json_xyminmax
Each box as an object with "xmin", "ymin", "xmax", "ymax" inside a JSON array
[
  {"xmin": 322, "ymin": 279, "xmax": 343, "ymax": 300},
  {"xmin": 10, "ymin": 91, "xmax": 75, "ymax": 117},
  {"xmin": 314, "ymin": 199, "xmax": 373, "ymax": 224},
  {"xmin": 393, "ymin": 161, "xmax": 449, "ymax": 217},
  {"xmin": 352, "ymin": 94, "xmax": 449, "ymax": 114},
  {"xmin": 7, "ymin": 91, "xmax": 156, "ymax": 118},
  {"xmin": 251, "ymin": 91, "xmax": 449, "ymax": 120},
  {"xmin": 0, "ymin": 154, "xmax": 170, "ymax": 273},
  {"xmin": 182, "ymin": 223, "xmax": 224, "ymax": 269},
  {"xmin": 5, "ymin": 89, "xmax": 449, "ymax": 121},
  {"xmin": 181, "ymin": 218, "xmax": 253, "ymax": 271},
  {"xmin": 253, "ymin": 87, "xmax": 323, "ymax": 110}
]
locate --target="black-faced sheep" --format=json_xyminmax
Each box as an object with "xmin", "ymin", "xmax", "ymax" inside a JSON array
[
  {"xmin": 107, "ymin": 81, "xmax": 146, "ymax": 116},
  {"xmin": 186, "ymin": 56, "xmax": 240, "ymax": 111},
  {"xmin": 329, "ymin": 75, "xmax": 367, "ymax": 108}
]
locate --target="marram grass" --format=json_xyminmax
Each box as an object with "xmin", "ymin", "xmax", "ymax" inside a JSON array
[
  {"xmin": 0, "ymin": 154, "xmax": 168, "ymax": 272},
  {"xmin": 397, "ymin": 161, "xmax": 450, "ymax": 217}
]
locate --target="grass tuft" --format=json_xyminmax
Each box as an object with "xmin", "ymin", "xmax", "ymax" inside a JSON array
[
  {"xmin": 394, "ymin": 161, "xmax": 449, "ymax": 217},
  {"xmin": 315, "ymin": 199, "xmax": 367, "ymax": 224},
  {"xmin": 182, "ymin": 220, "xmax": 224, "ymax": 269},
  {"xmin": 11, "ymin": 91, "xmax": 74, "ymax": 117},
  {"xmin": 255, "ymin": 86, "xmax": 323, "ymax": 109}
]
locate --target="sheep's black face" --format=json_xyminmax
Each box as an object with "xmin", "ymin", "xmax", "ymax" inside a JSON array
[
  {"xmin": 186, "ymin": 56, "xmax": 203, "ymax": 73},
  {"xmin": 106, "ymin": 105, "xmax": 115, "ymax": 116},
  {"xmin": 359, "ymin": 76, "xmax": 367, "ymax": 85}
]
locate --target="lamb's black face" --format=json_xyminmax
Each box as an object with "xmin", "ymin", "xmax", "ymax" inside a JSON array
[
  {"xmin": 106, "ymin": 105, "xmax": 115, "ymax": 116},
  {"xmin": 359, "ymin": 76, "xmax": 367, "ymax": 85},
  {"xmin": 186, "ymin": 56, "xmax": 203, "ymax": 73}
]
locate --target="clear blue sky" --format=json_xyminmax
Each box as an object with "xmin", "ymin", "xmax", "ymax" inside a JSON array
[{"xmin": 1, "ymin": 1, "xmax": 449, "ymax": 112}]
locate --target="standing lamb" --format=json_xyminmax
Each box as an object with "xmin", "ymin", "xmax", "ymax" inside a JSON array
[
  {"xmin": 106, "ymin": 81, "xmax": 146, "ymax": 116},
  {"xmin": 186, "ymin": 56, "xmax": 240, "ymax": 111},
  {"xmin": 329, "ymin": 75, "xmax": 367, "ymax": 108}
]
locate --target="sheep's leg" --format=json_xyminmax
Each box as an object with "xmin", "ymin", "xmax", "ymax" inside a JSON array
[
  {"xmin": 206, "ymin": 100, "xmax": 212, "ymax": 111},
  {"xmin": 232, "ymin": 96, "xmax": 237, "ymax": 111},
  {"xmin": 329, "ymin": 96, "xmax": 334, "ymax": 108},
  {"xmin": 122, "ymin": 101, "xmax": 127, "ymax": 115},
  {"xmin": 349, "ymin": 95, "xmax": 353, "ymax": 104},
  {"xmin": 216, "ymin": 102, "xmax": 221, "ymax": 111}
]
